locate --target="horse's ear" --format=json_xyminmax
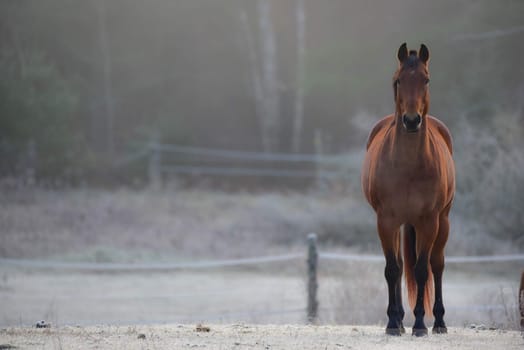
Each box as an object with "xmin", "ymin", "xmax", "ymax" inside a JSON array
[
  {"xmin": 419, "ymin": 44, "xmax": 430, "ymax": 65},
  {"xmin": 397, "ymin": 43, "xmax": 408, "ymax": 63}
]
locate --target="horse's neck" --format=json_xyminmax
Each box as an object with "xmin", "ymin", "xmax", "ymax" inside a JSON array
[{"xmin": 389, "ymin": 116, "xmax": 431, "ymax": 166}]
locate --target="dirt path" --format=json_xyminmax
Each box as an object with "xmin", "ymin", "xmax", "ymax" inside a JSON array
[{"xmin": 1, "ymin": 324, "xmax": 522, "ymax": 350}]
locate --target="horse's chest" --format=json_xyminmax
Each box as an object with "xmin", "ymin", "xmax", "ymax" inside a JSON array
[{"xmin": 374, "ymin": 163, "xmax": 440, "ymax": 213}]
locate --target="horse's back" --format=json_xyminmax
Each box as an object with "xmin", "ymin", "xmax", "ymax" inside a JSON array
[
  {"xmin": 362, "ymin": 114, "xmax": 394, "ymax": 209},
  {"xmin": 427, "ymin": 115, "xmax": 455, "ymax": 206},
  {"xmin": 365, "ymin": 114, "xmax": 395, "ymax": 150},
  {"xmin": 427, "ymin": 115, "xmax": 453, "ymax": 155}
]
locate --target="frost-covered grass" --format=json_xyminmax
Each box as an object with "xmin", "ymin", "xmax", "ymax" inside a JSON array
[{"xmin": 0, "ymin": 186, "xmax": 518, "ymax": 261}]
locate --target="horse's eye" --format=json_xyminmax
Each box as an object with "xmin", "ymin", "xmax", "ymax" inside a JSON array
[
  {"xmin": 395, "ymin": 79, "xmax": 400, "ymax": 86},
  {"xmin": 425, "ymin": 78, "xmax": 430, "ymax": 85}
]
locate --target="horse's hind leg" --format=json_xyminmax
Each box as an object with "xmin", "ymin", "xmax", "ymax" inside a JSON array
[
  {"xmin": 378, "ymin": 217, "xmax": 402, "ymax": 335},
  {"xmin": 412, "ymin": 216, "xmax": 439, "ymax": 337},
  {"xmin": 395, "ymin": 253, "xmax": 406, "ymax": 334},
  {"xmin": 396, "ymin": 225, "xmax": 409, "ymax": 334},
  {"xmin": 431, "ymin": 209, "xmax": 450, "ymax": 334}
]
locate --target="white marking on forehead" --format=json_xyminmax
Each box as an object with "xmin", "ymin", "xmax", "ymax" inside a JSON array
[{"xmin": 410, "ymin": 70, "xmax": 416, "ymax": 75}]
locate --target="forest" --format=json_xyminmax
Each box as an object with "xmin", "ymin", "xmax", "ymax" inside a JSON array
[{"xmin": 1, "ymin": 1, "xmax": 523, "ymax": 245}]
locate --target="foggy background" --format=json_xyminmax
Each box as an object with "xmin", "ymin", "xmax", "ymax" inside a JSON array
[{"xmin": 0, "ymin": 0, "xmax": 523, "ymax": 329}]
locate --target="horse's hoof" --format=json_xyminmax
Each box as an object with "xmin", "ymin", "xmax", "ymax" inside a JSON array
[
  {"xmin": 385, "ymin": 328, "xmax": 402, "ymax": 336},
  {"xmin": 400, "ymin": 326, "xmax": 406, "ymax": 334},
  {"xmin": 412, "ymin": 328, "xmax": 428, "ymax": 337},
  {"xmin": 432, "ymin": 327, "xmax": 447, "ymax": 334}
]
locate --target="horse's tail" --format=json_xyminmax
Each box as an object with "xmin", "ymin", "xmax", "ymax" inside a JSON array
[{"xmin": 403, "ymin": 224, "xmax": 434, "ymax": 317}]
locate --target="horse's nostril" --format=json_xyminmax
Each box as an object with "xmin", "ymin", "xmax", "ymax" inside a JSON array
[
  {"xmin": 402, "ymin": 114, "xmax": 422, "ymax": 132},
  {"xmin": 403, "ymin": 114, "xmax": 421, "ymax": 123}
]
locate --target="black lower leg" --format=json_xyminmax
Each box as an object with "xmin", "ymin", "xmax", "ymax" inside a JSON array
[
  {"xmin": 433, "ymin": 273, "xmax": 447, "ymax": 333},
  {"xmin": 413, "ymin": 258, "xmax": 428, "ymax": 336},
  {"xmin": 385, "ymin": 256, "xmax": 402, "ymax": 335},
  {"xmin": 395, "ymin": 261, "xmax": 405, "ymax": 333}
]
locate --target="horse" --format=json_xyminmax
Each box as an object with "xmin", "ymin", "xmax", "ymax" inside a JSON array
[{"xmin": 361, "ymin": 43, "xmax": 455, "ymax": 336}]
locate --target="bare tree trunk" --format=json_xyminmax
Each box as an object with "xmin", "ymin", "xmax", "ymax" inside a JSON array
[
  {"xmin": 240, "ymin": 9, "xmax": 265, "ymax": 149},
  {"xmin": 292, "ymin": 0, "xmax": 306, "ymax": 153},
  {"xmin": 95, "ymin": 0, "xmax": 115, "ymax": 159},
  {"xmin": 256, "ymin": 0, "xmax": 280, "ymax": 152}
]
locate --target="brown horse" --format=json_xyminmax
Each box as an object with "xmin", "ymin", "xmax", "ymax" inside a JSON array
[{"xmin": 361, "ymin": 43, "xmax": 455, "ymax": 336}]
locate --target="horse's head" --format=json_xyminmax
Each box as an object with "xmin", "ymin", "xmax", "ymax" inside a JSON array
[{"xmin": 393, "ymin": 43, "xmax": 430, "ymax": 133}]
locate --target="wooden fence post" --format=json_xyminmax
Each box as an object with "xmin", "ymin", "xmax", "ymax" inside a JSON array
[
  {"xmin": 148, "ymin": 138, "xmax": 161, "ymax": 190},
  {"xmin": 307, "ymin": 233, "xmax": 318, "ymax": 323},
  {"xmin": 519, "ymin": 271, "xmax": 524, "ymax": 332}
]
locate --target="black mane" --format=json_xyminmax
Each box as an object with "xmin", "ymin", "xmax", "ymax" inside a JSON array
[{"xmin": 405, "ymin": 51, "xmax": 419, "ymax": 68}]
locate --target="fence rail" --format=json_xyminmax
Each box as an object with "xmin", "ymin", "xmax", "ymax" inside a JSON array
[
  {"xmin": 149, "ymin": 143, "xmax": 342, "ymax": 164},
  {"xmin": 0, "ymin": 254, "xmax": 302, "ymax": 271},
  {"xmin": 116, "ymin": 142, "xmax": 359, "ymax": 186},
  {"xmin": 2, "ymin": 252, "xmax": 523, "ymax": 271},
  {"xmin": 162, "ymin": 165, "xmax": 326, "ymax": 178},
  {"xmin": 319, "ymin": 252, "xmax": 524, "ymax": 264}
]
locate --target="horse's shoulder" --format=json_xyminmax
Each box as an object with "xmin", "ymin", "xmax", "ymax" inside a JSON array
[
  {"xmin": 366, "ymin": 114, "xmax": 394, "ymax": 150},
  {"xmin": 428, "ymin": 115, "xmax": 453, "ymax": 155}
]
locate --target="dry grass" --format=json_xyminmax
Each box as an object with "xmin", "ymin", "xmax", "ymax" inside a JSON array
[
  {"xmin": 0, "ymin": 187, "xmax": 376, "ymax": 261},
  {"xmin": 0, "ymin": 185, "xmax": 519, "ymax": 262},
  {"xmin": 453, "ymin": 112, "xmax": 524, "ymax": 247},
  {"xmin": 319, "ymin": 263, "xmax": 386, "ymax": 325}
]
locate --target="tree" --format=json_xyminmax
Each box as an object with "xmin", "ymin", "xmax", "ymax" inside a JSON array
[
  {"xmin": 0, "ymin": 48, "xmax": 79, "ymax": 179},
  {"xmin": 292, "ymin": 0, "xmax": 306, "ymax": 153}
]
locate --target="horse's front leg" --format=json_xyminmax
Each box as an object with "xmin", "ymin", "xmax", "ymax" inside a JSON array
[
  {"xmin": 378, "ymin": 217, "xmax": 402, "ymax": 335},
  {"xmin": 412, "ymin": 216, "xmax": 439, "ymax": 337}
]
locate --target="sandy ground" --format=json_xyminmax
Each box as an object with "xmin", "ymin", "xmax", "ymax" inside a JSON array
[{"xmin": 1, "ymin": 324, "xmax": 523, "ymax": 350}]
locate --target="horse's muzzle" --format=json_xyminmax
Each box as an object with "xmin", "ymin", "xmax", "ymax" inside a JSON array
[{"xmin": 402, "ymin": 114, "xmax": 422, "ymax": 133}]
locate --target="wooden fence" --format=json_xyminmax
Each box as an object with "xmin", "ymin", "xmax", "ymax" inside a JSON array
[
  {"xmin": 2, "ymin": 233, "xmax": 524, "ymax": 326},
  {"xmin": 142, "ymin": 141, "xmax": 360, "ymax": 189}
]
